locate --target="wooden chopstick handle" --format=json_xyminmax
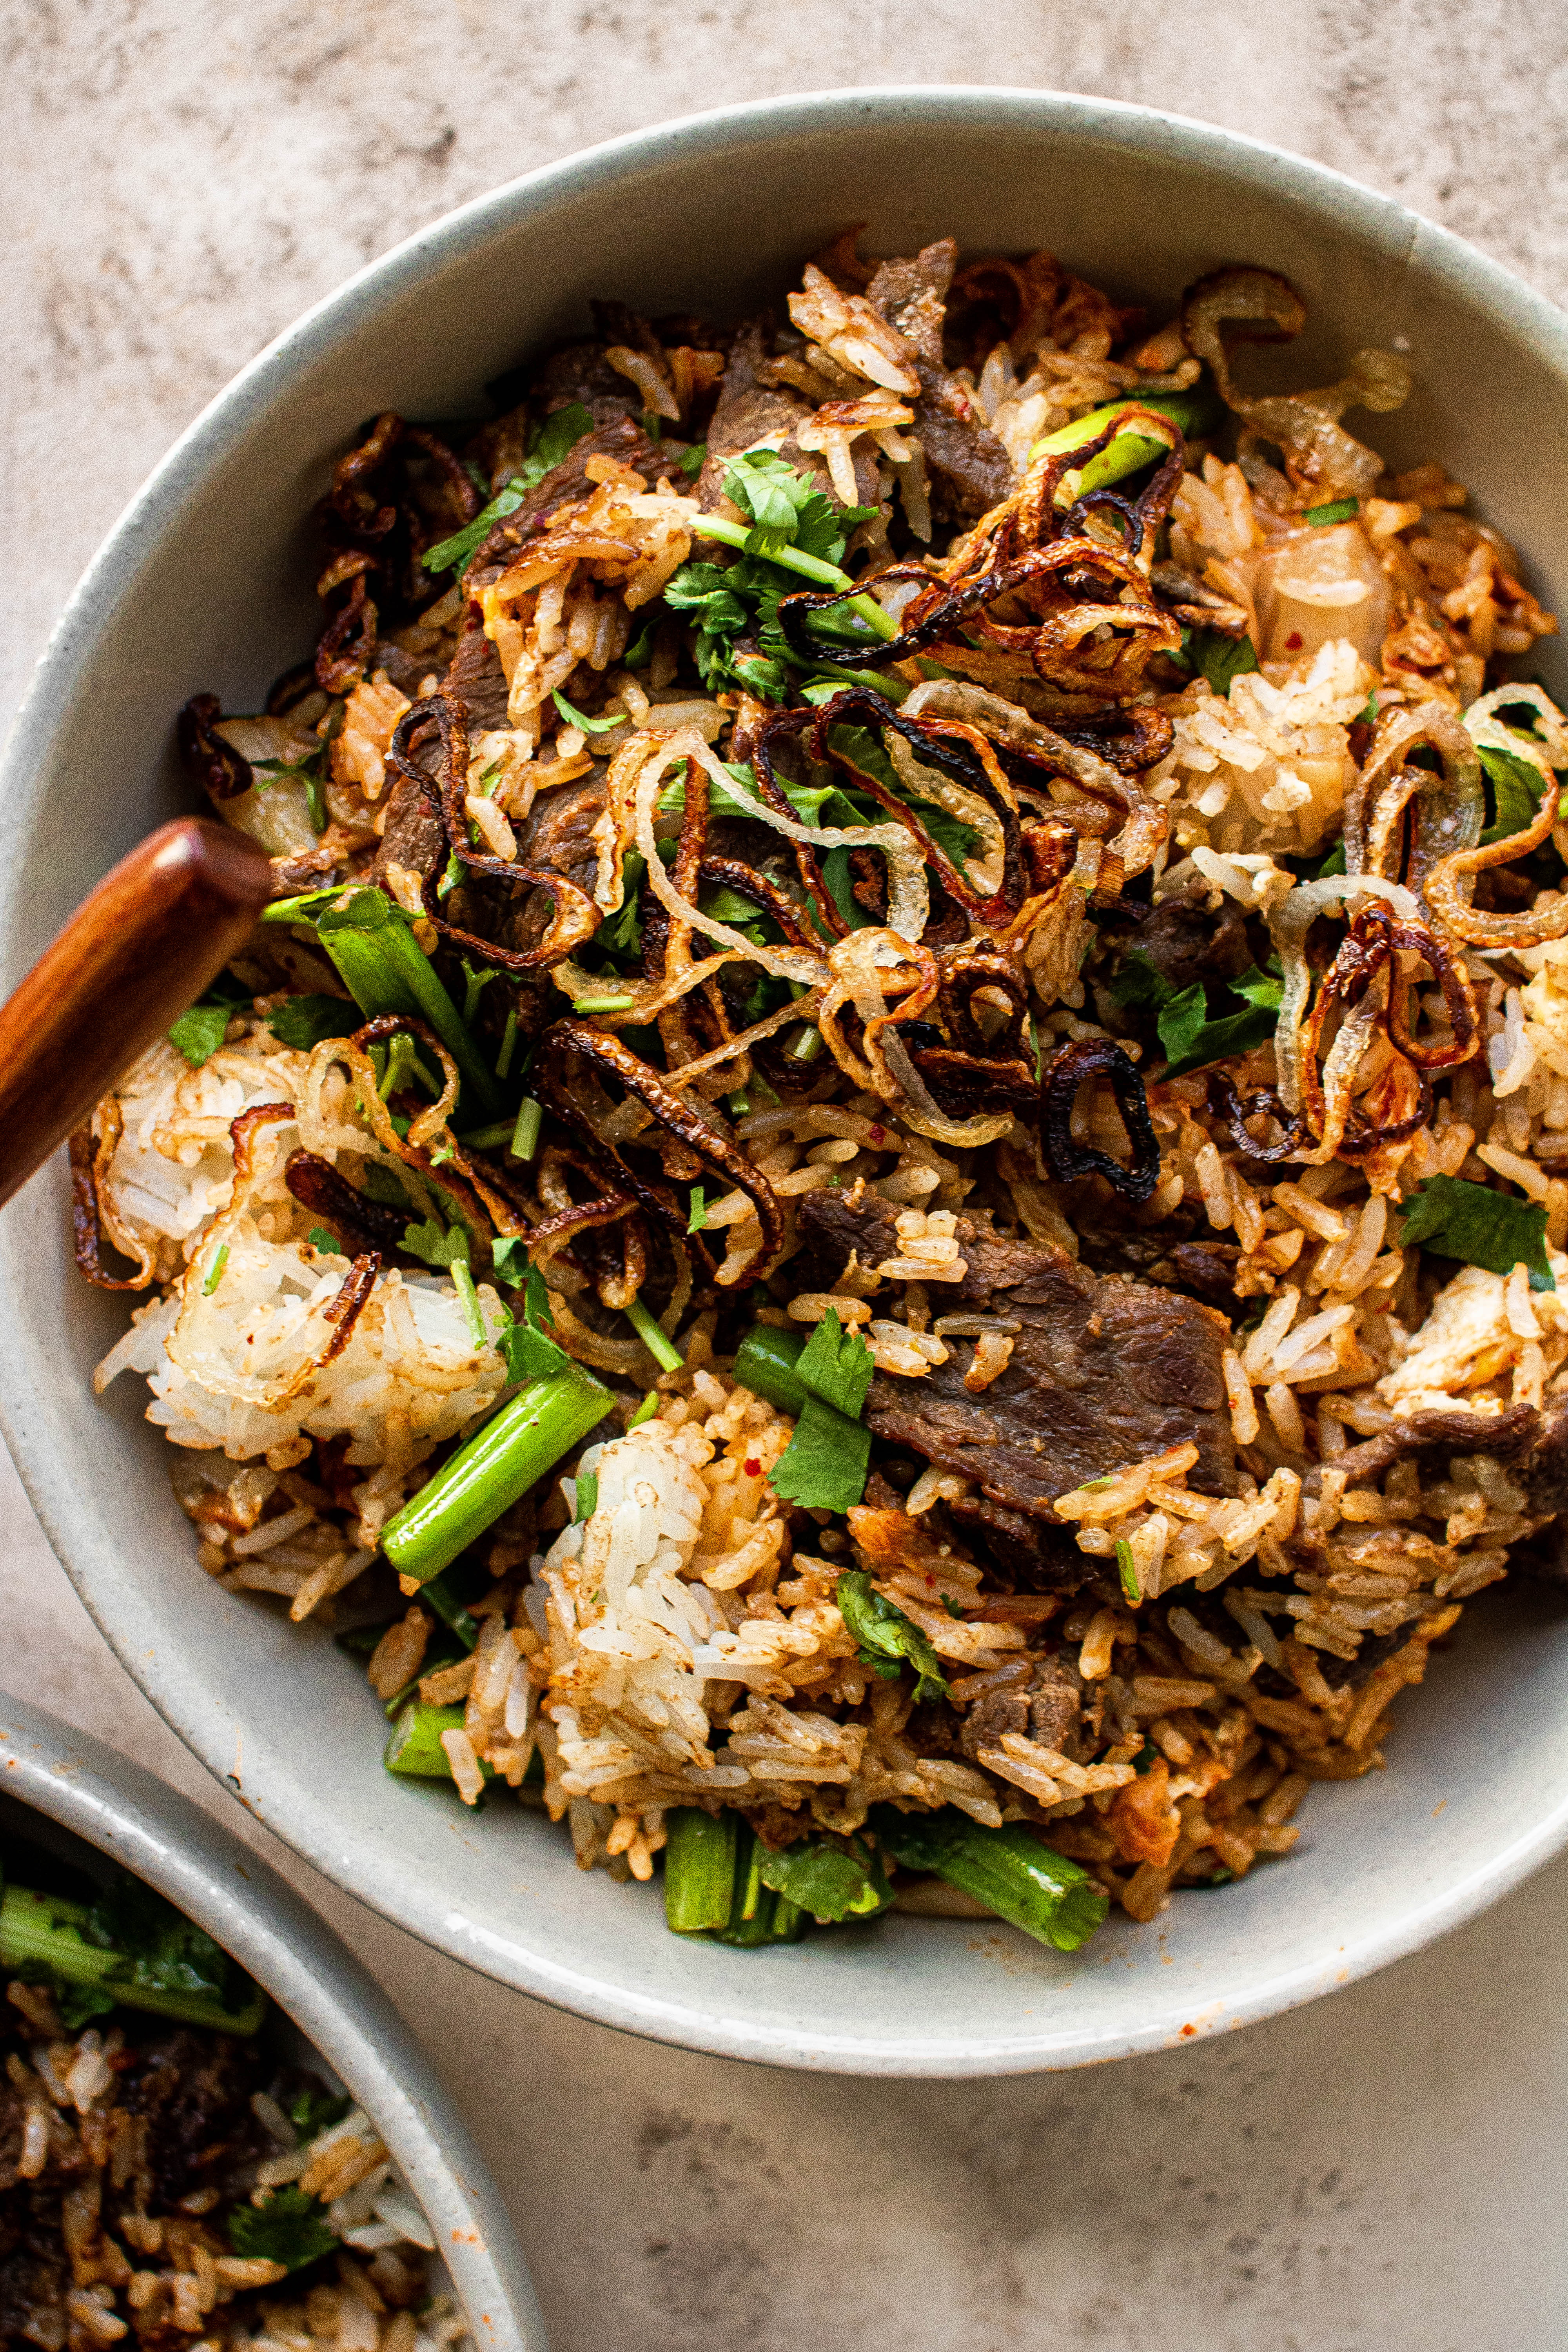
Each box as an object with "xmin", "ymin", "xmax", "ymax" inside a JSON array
[{"xmin": 0, "ymin": 818, "xmax": 275, "ymax": 1210}]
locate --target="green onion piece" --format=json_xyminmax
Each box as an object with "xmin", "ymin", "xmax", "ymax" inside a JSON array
[
  {"xmin": 0, "ymin": 1886, "xmax": 266, "ymax": 2036},
  {"xmin": 573, "ymin": 1469, "xmax": 599, "ymax": 1523},
  {"xmin": 496, "ymin": 1009, "xmax": 519, "ymax": 1078},
  {"xmin": 451, "ymin": 1259, "xmax": 486, "ymax": 1351},
  {"xmin": 787, "ymin": 1024, "xmax": 823, "ymax": 1062},
  {"xmin": 628, "ymin": 1390, "xmax": 660, "ymax": 1428},
  {"xmin": 511, "ymin": 1097, "xmax": 543, "ymax": 1161},
  {"xmin": 201, "ymin": 1244, "xmax": 229, "ymax": 1297},
  {"xmin": 572, "ymin": 994, "xmax": 636, "ymax": 1014},
  {"xmin": 419, "ymin": 1565, "xmax": 480, "ymax": 1651},
  {"xmin": 316, "ymin": 890, "xmax": 504, "ymax": 1119},
  {"xmin": 1031, "ymin": 388, "xmax": 1212, "ymax": 506},
  {"xmin": 457, "ymin": 1120, "xmax": 514, "ymax": 1151},
  {"xmin": 1116, "ymin": 1537, "xmax": 1140, "ymax": 1604},
  {"xmin": 624, "ymin": 1294, "xmax": 684, "ymax": 1373},
  {"xmin": 687, "ymin": 1185, "xmax": 708, "ymax": 1234},
  {"xmin": 731, "ymin": 1324, "xmax": 808, "ymax": 1416},
  {"xmin": 382, "ymin": 1363, "xmax": 612, "ymax": 1582},
  {"xmin": 1304, "ymin": 496, "xmax": 1359, "ymax": 525},
  {"xmin": 663, "ymin": 1808, "xmax": 738, "ymax": 1933},
  {"xmin": 726, "ymin": 1089, "xmax": 751, "ymax": 1117},
  {"xmin": 384, "ymin": 1701, "xmax": 494, "ymax": 1780},
  {"xmin": 873, "ymin": 1808, "xmax": 1107, "ymax": 1953}
]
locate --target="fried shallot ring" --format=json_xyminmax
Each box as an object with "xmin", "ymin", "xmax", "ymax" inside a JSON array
[
  {"xmin": 537, "ymin": 1020, "xmax": 786, "ymax": 1283},
  {"xmin": 70, "ymin": 1108, "xmax": 155, "ymax": 1290},
  {"xmin": 387, "ymin": 693, "xmax": 602, "ymax": 972},
  {"xmin": 1040, "ymin": 1037, "xmax": 1160, "ymax": 1201}
]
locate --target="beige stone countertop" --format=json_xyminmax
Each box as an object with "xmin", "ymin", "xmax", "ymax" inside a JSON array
[{"xmin": 5, "ymin": 7, "xmax": 1568, "ymax": 2345}]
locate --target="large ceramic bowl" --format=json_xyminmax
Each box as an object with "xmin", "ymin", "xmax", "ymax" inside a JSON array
[
  {"xmin": 4, "ymin": 87, "xmax": 1568, "ymax": 2076},
  {"xmin": 0, "ymin": 1696, "xmax": 547, "ymax": 2352}
]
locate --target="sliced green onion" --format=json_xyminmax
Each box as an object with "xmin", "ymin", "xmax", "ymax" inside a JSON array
[
  {"xmin": 382, "ymin": 1363, "xmax": 612, "ymax": 1582},
  {"xmin": 787, "ymin": 1024, "xmax": 823, "ymax": 1063},
  {"xmin": 572, "ymin": 994, "xmax": 636, "ymax": 1014},
  {"xmin": 511, "ymin": 1097, "xmax": 543, "ymax": 1161},
  {"xmin": 573, "ymin": 1469, "xmax": 599, "ymax": 1523},
  {"xmin": 496, "ymin": 1009, "xmax": 519, "ymax": 1078},
  {"xmin": 732, "ymin": 1324, "xmax": 808, "ymax": 1416},
  {"xmin": 664, "ymin": 1809, "xmax": 738, "ymax": 1933},
  {"xmin": 1117, "ymin": 1537, "xmax": 1140, "ymax": 1604},
  {"xmin": 451, "ymin": 1258, "xmax": 486, "ymax": 1351},
  {"xmin": 1031, "ymin": 388, "xmax": 1212, "ymax": 505},
  {"xmin": 385, "ymin": 1700, "xmax": 494, "ymax": 1780},
  {"xmin": 315, "ymin": 889, "xmax": 503, "ymax": 1119},
  {"xmin": 419, "ymin": 1564, "xmax": 480, "ymax": 1651},
  {"xmin": 457, "ymin": 1120, "xmax": 515, "ymax": 1151},
  {"xmin": 624, "ymin": 1295, "xmax": 684, "ymax": 1373},
  {"xmin": 1304, "ymin": 496, "xmax": 1359, "ymax": 525},
  {"xmin": 687, "ymin": 1186, "xmax": 708, "ymax": 1234},
  {"xmin": 628, "ymin": 1390, "xmax": 660, "ymax": 1429},
  {"xmin": 201, "ymin": 1244, "xmax": 229, "ymax": 1296},
  {"xmin": 0, "ymin": 1886, "xmax": 266, "ymax": 2036},
  {"xmin": 873, "ymin": 1808, "xmax": 1107, "ymax": 1953}
]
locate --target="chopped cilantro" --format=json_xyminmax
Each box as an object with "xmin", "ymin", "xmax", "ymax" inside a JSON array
[
  {"xmin": 1172, "ymin": 626, "xmax": 1260, "ymax": 696},
  {"xmin": 1315, "ymin": 838, "xmax": 1348, "ymax": 878},
  {"xmin": 168, "ymin": 1001, "xmax": 235, "ymax": 1067},
  {"xmin": 1117, "ymin": 1537, "xmax": 1140, "ymax": 1604},
  {"xmin": 755, "ymin": 1831, "xmax": 892, "ymax": 1923},
  {"xmin": 423, "ymin": 403, "xmax": 593, "ymax": 577},
  {"xmin": 1303, "ymin": 497, "xmax": 1359, "ymax": 525},
  {"xmin": 201, "ymin": 1245, "xmax": 229, "ymax": 1296},
  {"xmin": 552, "ymin": 688, "xmax": 624, "ymax": 735},
  {"xmin": 400, "ymin": 1218, "xmax": 471, "ymax": 1268},
  {"xmin": 287, "ymin": 2084, "xmax": 351, "ymax": 2141},
  {"xmin": 266, "ymin": 994, "xmax": 359, "ymax": 1051},
  {"xmin": 493, "ymin": 1254, "xmax": 571, "ymax": 1382},
  {"xmin": 687, "ymin": 1186, "xmax": 708, "ymax": 1234},
  {"xmin": 227, "ymin": 2185, "xmax": 337, "ymax": 2274},
  {"xmin": 1113, "ymin": 946, "xmax": 1283, "ymax": 1079},
  {"xmin": 835, "ymin": 1570, "xmax": 949, "ymax": 1702},
  {"xmin": 307, "ymin": 1228, "xmax": 337, "ymax": 1255},
  {"xmin": 1397, "ymin": 1174, "xmax": 1555, "ymax": 1291},
  {"xmin": 769, "ymin": 1397, "xmax": 870, "ymax": 1513},
  {"xmin": 677, "ymin": 442, "xmax": 707, "ymax": 477},
  {"xmin": 574, "ymin": 1470, "xmax": 599, "ymax": 1524},
  {"xmin": 81, "ymin": 1874, "xmax": 252, "ymax": 2014},
  {"xmin": 1479, "ymin": 744, "xmax": 1553, "ymax": 846},
  {"xmin": 795, "ymin": 1306, "xmax": 874, "ymax": 1419}
]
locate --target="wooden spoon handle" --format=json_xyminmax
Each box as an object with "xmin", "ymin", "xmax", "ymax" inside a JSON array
[{"xmin": 0, "ymin": 818, "xmax": 274, "ymax": 1209}]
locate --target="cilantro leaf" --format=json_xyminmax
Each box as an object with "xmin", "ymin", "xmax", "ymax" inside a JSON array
[
  {"xmin": 677, "ymin": 442, "xmax": 706, "ymax": 477},
  {"xmin": 1228, "ymin": 962, "xmax": 1285, "ymax": 1013},
  {"xmin": 723, "ymin": 449, "xmax": 875, "ymax": 565},
  {"xmin": 573, "ymin": 1469, "xmax": 599, "ymax": 1523},
  {"xmin": 1397, "ymin": 1174, "xmax": 1555, "ymax": 1291},
  {"xmin": 688, "ymin": 1186, "xmax": 708, "ymax": 1234},
  {"xmin": 227, "ymin": 2185, "xmax": 337, "ymax": 2274},
  {"xmin": 493, "ymin": 1250, "xmax": 571, "ymax": 1381},
  {"xmin": 1173, "ymin": 626, "xmax": 1260, "ymax": 695},
  {"xmin": 820, "ymin": 846, "xmax": 875, "ymax": 933},
  {"xmin": 755, "ymin": 1831, "xmax": 892, "ymax": 1924},
  {"xmin": 835, "ymin": 1570, "xmax": 949, "ymax": 1702},
  {"xmin": 552, "ymin": 688, "xmax": 624, "ymax": 736},
  {"xmin": 82, "ymin": 1874, "xmax": 250, "ymax": 2014},
  {"xmin": 400, "ymin": 1218, "xmax": 470, "ymax": 1268},
  {"xmin": 266, "ymin": 995, "xmax": 359, "ymax": 1051},
  {"xmin": 769, "ymin": 1397, "xmax": 870, "ymax": 1512},
  {"xmin": 795, "ymin": 1306, "xmax": 874, "ymax": 1418},
  {"xmin": 1107, "ymin": 948, "xmax": 1174, "ymax": 1013},
  {"xmin": 1157, "ymin": 983, "xmax": 1278, "ymax": 1078},
  {"xmin": 168, "ymin": 1002, "xmax": 234, "ymax": 1067},
  {"xmin": 1479, "ymin": 744, "xmax": 1551, "ymax": 846},
  {"xmin": 287, "ymin": 2084, "xmax": 351, "ymax": 2141},
  {"xmin": 423, "ymin": 404, "xmax": 593, "ymax": 578},
  {"xmin": 490, "ymin": 1236, "xmax": 530, "ymax": 1287}
]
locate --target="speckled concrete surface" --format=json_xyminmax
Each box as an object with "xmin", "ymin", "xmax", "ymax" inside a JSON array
[{"xmin": 5, "ymin": 9, "xmax": 1568, "ymax": 2347}]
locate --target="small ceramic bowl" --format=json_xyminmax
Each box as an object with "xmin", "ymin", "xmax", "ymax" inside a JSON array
[
  {"xmin": 0, "ymin": 1696, "xmax": 546, "ymax": 2352},
  {"xmin": 4, "ymin": 88, "xmax": 1568, "ymax": 2074}
]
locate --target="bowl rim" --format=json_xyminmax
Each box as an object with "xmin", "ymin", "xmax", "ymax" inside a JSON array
[
  {"xmin": 5, "ymin": 82, "xmax": 1568, "ymax": 2077},
  {"xmin": 0, "ymin": 1695, "xmax": 549, "ymax": 2352}
]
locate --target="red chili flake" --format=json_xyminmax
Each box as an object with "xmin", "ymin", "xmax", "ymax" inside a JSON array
[
  {"xmin": 744, "ymin": 1457, "xmax": 760, "ymax": 1477},
  {"xmin": 1179, "ymin": 2023, "xmax": 1198, "ymax": 2039},
  {"xmin": 868, "ymin": 1124, "xmax": 886, "ymax": 1143},
  {"xmin": 1285, "ymin": 630, "xmax": 1303, "ymax": 650}
]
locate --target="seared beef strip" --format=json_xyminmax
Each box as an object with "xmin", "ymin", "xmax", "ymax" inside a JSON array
[
  {"xmin": 789, "ymin": 1182, "xmax": 902, "ymax": 1294},
  {"xmin": 864, "ymin": 241, "xmax": 1011, "ymax": 522},
  {"xmin": 697, "ymin": 318, "xmax": 880, "ymax": 514},
  {"xmin": 1121, "ymin": 884, "xmax": 1253, "ymax": 993},
  {"xmin": 866, "ymin": 1234, "xmax": 1236, "ymax": 1540}
]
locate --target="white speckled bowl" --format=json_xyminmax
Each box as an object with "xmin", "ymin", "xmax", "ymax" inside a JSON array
[
  {"xmin": 4, "ymin": 88, "xmax": 1568, "ymax": 2075},
  {"xmin": 0, "ymin": 1697, "xmax": 547, "ymax": 2351}
]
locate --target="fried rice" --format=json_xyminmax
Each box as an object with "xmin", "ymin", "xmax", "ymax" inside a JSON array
[{"xmin": 73, "ymin": 231, "xmax": 1568, "ymax": 1945}]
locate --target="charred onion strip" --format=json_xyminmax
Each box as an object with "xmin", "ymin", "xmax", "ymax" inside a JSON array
[
  {"xmin": 1206, "ymin": 1075, "xmax": 1310, "ymax": 1167},
  {"xmin": 70, "ymin": 1111, "xmax": 154, "ymax": 1290},
  {"xmin": 178, "ymin": 694, "xmax": 253, "ymax": 804},
  {"xmin": 387, "ymin": 693, "xmax": 601, "ymax": 972},
  {"xmin": 284, "ymin": 1151, "xmax": 415, "ymax": 1258},
  {"xmin": 317, "ymin": 1251, "xmax": 383, "ymax": 1364},
  {"xmin": 301, "ymin": 1020, "xmax": 498, "ymax": 1265},
  {"xmin": 537, "ymin": 1020, "xmax": 786, "ymax": 1283},
  {"xmin": 314, "ymin": 572, "xmax": 379, "ymax": 695},
  {"xmin": 1349, "ymin": 701, "xmax": 1485, "ymax": 888},
  {"xmin": 1041, "ymin": 1038, "xmax": 1160, "ymax": 1201}
]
